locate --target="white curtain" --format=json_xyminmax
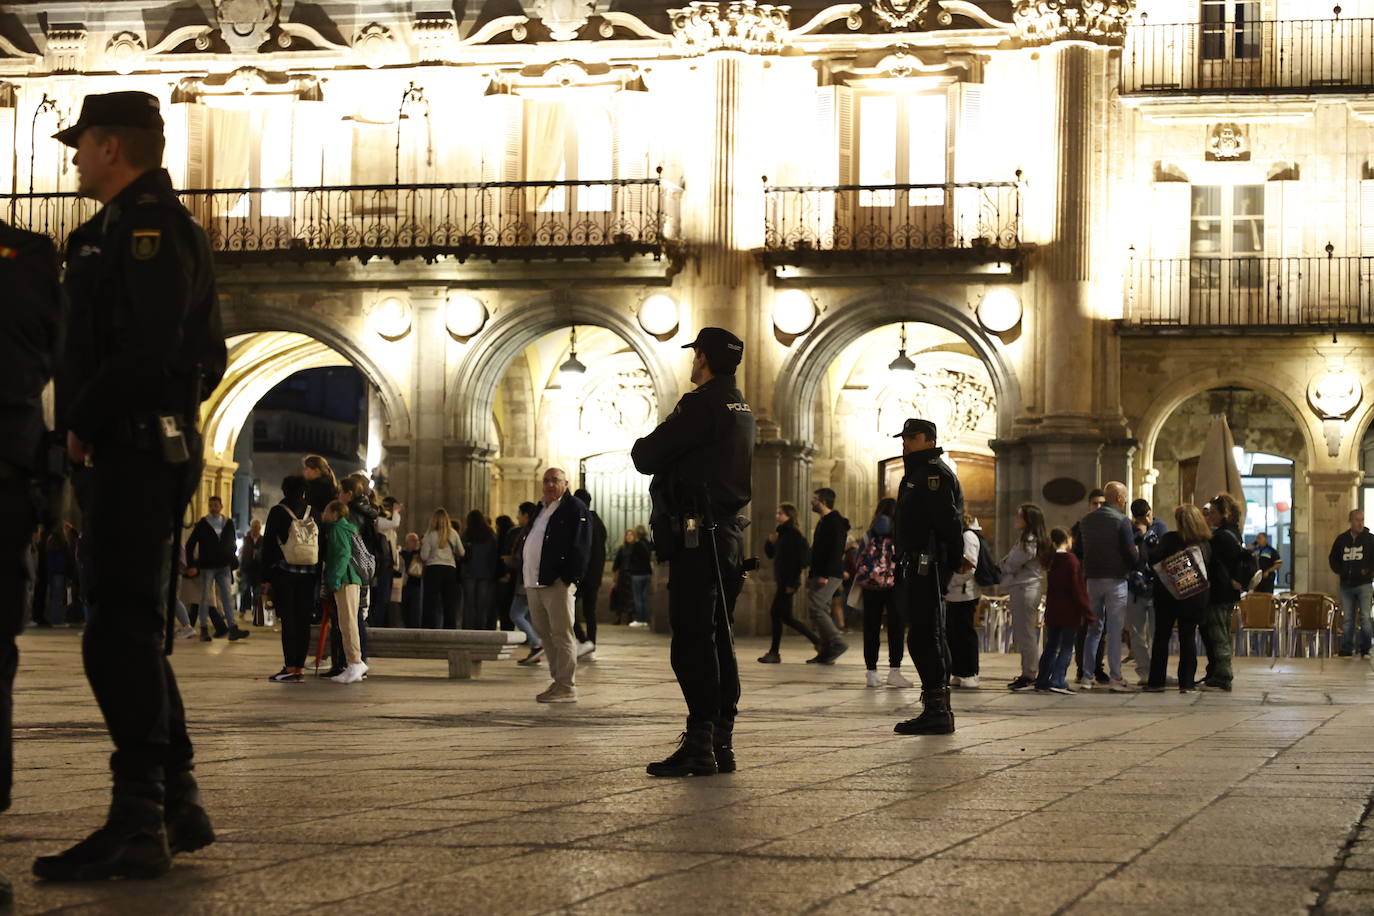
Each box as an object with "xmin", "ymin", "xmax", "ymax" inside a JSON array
[{"xmin": 525, "ymin": 100, "xmax": 568, "ymax": 210}]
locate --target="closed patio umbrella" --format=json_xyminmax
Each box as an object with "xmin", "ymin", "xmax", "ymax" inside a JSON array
[{"xmin": 1194, "ymin": 413, "xmax": 1244, "ymax": 506}]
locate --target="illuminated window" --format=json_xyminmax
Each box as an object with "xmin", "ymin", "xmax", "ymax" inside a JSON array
[
  {"xmin": 213, "ymin": 106, "xmax": 296, "ymax": 219},
  {"xmin": 856, "ymin": 92, "xmax": 948, "ymax": 208},
  {"xmin": 1190, "ymin": 184, "xmax": 1263, "ymax": 290},
  {"xmin": 1200, "ymin": 0, "xmax": 1260, "ymax": 63},
  {"xmin": 530, "ymin": 100, "xmax": 613, "ymax": 213}
]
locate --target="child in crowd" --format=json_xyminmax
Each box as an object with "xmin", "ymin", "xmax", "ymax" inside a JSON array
[
  {"xmin": 323, "ymin": 500, "xmax": 368, "ymax": 684},
  {"xmin": 1035, "ymin": 527, "xmax": 1092, "ymax": 695}
]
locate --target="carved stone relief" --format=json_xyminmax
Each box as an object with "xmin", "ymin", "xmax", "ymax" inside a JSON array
[{"xmin": 215, "ymin": 0, "xmax": 279, "ymax": 54}]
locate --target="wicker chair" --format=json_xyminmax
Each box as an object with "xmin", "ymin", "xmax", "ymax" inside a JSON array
[{"xmin": 1287, "ymin": 593, "xmax": 1337, "ymax": 658}]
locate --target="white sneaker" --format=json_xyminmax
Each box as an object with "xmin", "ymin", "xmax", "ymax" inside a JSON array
[
  {"xmin": 1076, "ymin": 677, "xmax": 1095, "ymax": 690},
  {"xmin": 334, "ymin": 663, "xmax": 368, "ymax": 684},
  {"xmin": 958, "ymin": 675, "xmax": 979, "ymax": 689},
  {"xmin": 886, "ymin": 668, "xmax": 913, "ymax": 688},
  {"xmin": 866, "ymin": 670, "xmax": 883, "ymax": 688},
  {"xmin": 1109, "ymin": 678, "xmax": 1138, "ymax": 693},
  {"xmin": 175, "ymin": 626, "xmax": 196, "ymax": 639},
  {"xmin": 628, "ymin": 621, "xmax": 649, "ymax": 628},
  {"xmin": 577, "ymin": 641, "xmax": 596, "ymax": 659}
]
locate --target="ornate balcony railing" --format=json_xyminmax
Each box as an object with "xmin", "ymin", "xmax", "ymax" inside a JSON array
[
  {"xmin": 1124, "ymin": 255, "xmax": 1374, "ymax": 328},
  {"xmin": 0, "ymin": 178, "xmax": 676, "ymax": 263},
  {"xmin": 762, "ymin": 181, "xmax": 1021, "ymax": 265},
  {"xmin": 1122, "ymin": 18, "xmax": 1374, "ymax": 94}
]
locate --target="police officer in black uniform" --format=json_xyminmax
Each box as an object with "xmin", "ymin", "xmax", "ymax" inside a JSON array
[
  {"xmin": 631, "ymin": 328, "xmax": 755, "ymax": 777},
  {"xmin": 0, "ymin": 219, "xmax": 65, "ymax": 904},
  {"xmin": 35, "ymin": 91, "xmax": 227, "ymax": 882},
  {"xmin": 890, "ymin": 419, "xmax": 968, "ymax": 736}
]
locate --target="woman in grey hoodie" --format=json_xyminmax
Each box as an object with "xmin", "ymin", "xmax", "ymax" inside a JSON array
[{"xmin": 1001, "ymin": 502, "xmax": 1053, "ymax": 691}]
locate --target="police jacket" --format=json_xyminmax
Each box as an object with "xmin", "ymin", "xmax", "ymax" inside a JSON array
[
  {"xmin": 631, "ymin": 374, "xmax": 755, "ymax": 532},
  {"xmin": 57, "ymin": 168, "xmax": 226, "ymax": 444},
  {"xmin": 893, "ymin": 447, "xmax": 964, "ymax": 576},
  {"xmin": 0, "ymin": 222, "xmax": 63, "ymax": 473}
]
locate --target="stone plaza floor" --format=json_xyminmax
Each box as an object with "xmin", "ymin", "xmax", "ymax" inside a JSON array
[{"xmin": 4, "ymin": 625, "xmax": 1374, "ymax": 915}]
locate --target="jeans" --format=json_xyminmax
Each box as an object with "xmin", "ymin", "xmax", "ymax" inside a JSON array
[
  {"xmin": 1339, "ymin": 583, "xmax": 1374, "ymax": 655},
  {"xmin": 1126, "ymin": 591, "xmax": 1155, "ymax": 681},
  {"xmin": 806, "ymin": 578, "xmax": 844, "ymax": 648},
  {"xmin": 528, "ymin": 582, "xmax": 578, "ymax": 690},
  {"xmin": 402, "ymin": 579, "xmax": 423, "ymax": 628},
  {"xmin": 946, "ymin": 599, "xmax": 980, "ymax": 678},
  {"xmin": 47, "ymin": 572, "xmax": 67, "ymax": 626},
  {"xmin": 1083, "ymin": 579, "xmax": 1128, "ymax": 682},
  {"xmin": 198, "ymin": 566, "xmax": 237, "ymax": 631},
  {"xmin": 509, "ymin": 593, "xmax": 541, "ymax": 648},
  {"xmin": 631, "ymin": 574, "xmax": 652, "ymax": 623},
  {"xmin": 1036, "ymin": 625, "xmax": 1076, "ymax": 689},
  {"xmin": 1008, "ymin": 581, "xmax": 1043, "ymax": 678},
  {"xmin": 861, "ymin": 586, "xmax": 905, "ymax": 670}
]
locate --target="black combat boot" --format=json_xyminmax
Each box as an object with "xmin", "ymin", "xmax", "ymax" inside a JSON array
[
  {"xmin": 713, "ymin": 718, "xmax": 736, "ymax": 774},
  {"xmin": 894, "ymin": 688, "xmax": 956, "ymax": 736},
  {"xmin": 164, "ymin": 771, "xmax": 215, "ymax": 856},
  {"xmin": 34, "ymin": 793, "xmax": 172, "ymax": 881},
  {"xmin": 646, "ymin": 723, "xmax": 718, "ymax": 778}
]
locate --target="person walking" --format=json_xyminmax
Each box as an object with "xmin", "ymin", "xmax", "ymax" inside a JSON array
[
  {"xmin": 759, "ymin": 503, "xmax": 820, "ymax": 663},
  {"xmin": 1078, "ymin": 482, "xmax": 1137, "ymax": 692},
  {"xmin": 572, "ymin": 489, "xmax": 608, "ymax": 660},
  {"xmin": 420, "ymin": 509, "xmax": 462, "ymax": 628},
  {"xmin": 891, "ymin": 419, "xmax": 968, "ymax": 736},
  {"xmin": 460, "ymin": 510, "xmax": 499, "ymax": 630},
  {"xmin": 399, "ymin": 533, "xmax": 424, "ymax": 629},
  {"xmin": 856, "ymin": 499, "xmax": 911, "ymax": 689},
  {"xmin": 321, "ymin": 501, "xmax": 367, "ymax": 684},
  {"xmin": 521, "ymin": 469, "xmax": 592, "ymax": 703},
  {"xmin": 0, "ymin": 209, "xmax": 63, "ymax": 903},
  {"xmin": 1126, "ymin": 499, "xmax": 1168, "ymax": 686},
  {"xmin": 1002, "ymin": 503, "xmax": 1052, "ymax": 692},
  {"xmin": 805, "ymin": 488, "xmax": 850, "ymax": 664},
  {"xmin": 38, "ymin": 91, "xmax": 225, "ymax": 881},
  {"xmin": 613, "ymin": 528, "xmax": 654, "ymax": 628},
  {"xmin": 185, "ymin": 497, "xmax": 248, "ymax": 642},
  {"xmin": 1329, "ymin": 510, "xmax": 1374, "ymax": 658},
  {"xmin": 1035, "ymin": 528, "xmax": 1092, "ymax": 694},
  {"xmin": 504, "ymin": 503, "xmax": 544, "ymax": 665},
  {"xmin": 632, "ymin": 327, "xmax": 754, "ymax": 776},
  {"xmin": 260, "ymin": 476, "xmax": 318, "ymax": 683},
  {"xmin": 946, "ymin": 514, "xmax": 985, "ymax": 689},
  {"xmin": 1145, "ymin": 504, "xmax": 1212, "ymax": 692}
]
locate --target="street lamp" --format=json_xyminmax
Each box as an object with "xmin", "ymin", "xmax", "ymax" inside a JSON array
[
  {"xmin": 559, "ymin": 325, "xmax": 587, "ymax": 395},
  {"xmin": 887, "ymin": 323, "xmax": 916, "ymax": 381}
]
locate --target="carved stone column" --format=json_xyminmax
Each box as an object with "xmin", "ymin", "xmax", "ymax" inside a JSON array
[
  {"xmin": 448, "ymin": 442, "xmax": 496, "ymax": 517},
  {"xmin": 407, "ymin": 287, "xmax": 449, "ymax": 516},
  {"xmin": 1307, "ymin": 470, "xmax": 1364, "ymax": 594},
  {"xmin": 493, "ymin": 456, "xmax": 543, "ymax": 516}
]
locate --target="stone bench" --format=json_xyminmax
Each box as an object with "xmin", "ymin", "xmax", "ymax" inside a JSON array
[{"xmin": 311, "ymin": 626, "xmax": 526, "ymax": 679}]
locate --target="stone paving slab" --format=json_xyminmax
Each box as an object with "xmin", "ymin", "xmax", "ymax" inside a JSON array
[{"xmin": 4, "ymin": 626, "xmax": 1374, "ymax": 914}]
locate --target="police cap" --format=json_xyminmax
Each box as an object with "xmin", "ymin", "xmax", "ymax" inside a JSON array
[
  {"xmin": 682, "ymin": 327, "xmax": 744, "ymax": 371},
  {"xmin": 894, "ymin": 418, "xmax": 938, "ymax": 441},
  {"xmin": 54, "ymin": 91, "xmax": 164, "ymax": 148}
]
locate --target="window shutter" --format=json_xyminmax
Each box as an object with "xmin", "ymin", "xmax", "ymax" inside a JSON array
[
  {"xmin": 1361, "ymin": 180, "xmax": 1374, "ymax": 256},
  {"xmin": 813, "ymin": 86, "xmax": 852, "ymax": 244},
  {"xmin": 185, "ymin": 103, "xmax": 208, "ymax": 190},
  {"xmin": 291, "ymin": 103, "xmax": 325, "ymax": 188},
  {"xmin": 613, "ymin": 89, "xmax": 655, "ymax": 233},
  {"xmin": 1152, "ymin": 182, "xmax": 1192, "ymax": 258},
  {"xmin": 478, "ymin": 94, "xmax": 523, "ymax": 183},
  {"xmin": 951, "ymin": 83, "xmax": 983, "ymax": 183}
]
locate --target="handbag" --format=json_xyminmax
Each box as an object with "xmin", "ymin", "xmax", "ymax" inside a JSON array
[
  {"xmin": 407, "ymin": 558, "xmax": 424, "ymax": 578},
  {"xmin": 1152, "ymin": 545, "xmax": 1209, "ymax": 601}
]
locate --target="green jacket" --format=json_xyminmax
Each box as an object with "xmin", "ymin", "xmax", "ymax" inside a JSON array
[{"xmin": 324, "ymin": 517, "xmax": 363, "ymax": 593}]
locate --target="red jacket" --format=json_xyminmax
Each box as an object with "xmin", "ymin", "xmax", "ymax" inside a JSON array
[{"xmin": 1044, "ymin": 551, "xmax": 1092, "ymax": 628}]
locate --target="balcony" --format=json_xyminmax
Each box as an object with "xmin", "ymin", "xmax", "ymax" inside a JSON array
[
  {"xmin": 761, "ymin": 181, "xmax": 1022, "ymax": 271},
  {"xmin": 0, "ymin": 178, "xmax": 677, "ymax": 264},
  {"xmin": 1122, "ymin": 254, "xmax": 1374, "ymax": 332},
  {"xmin": 1121, "ymin": 18, "xmax": 1374, "ymax": 95}
]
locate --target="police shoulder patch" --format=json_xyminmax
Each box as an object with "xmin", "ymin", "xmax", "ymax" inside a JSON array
[
  {"xmin": 131, "ymin": 229, "xmax": 161, "ymax": 260},
  {"xmin": 927, "ymin": 475, "xmax": 941, "ymax": 491}
]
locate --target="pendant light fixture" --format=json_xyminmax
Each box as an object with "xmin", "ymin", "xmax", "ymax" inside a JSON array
[
  {"xmin": 559, "ymin": 325, "xmax": 587, "ymax": 394},
  {"xmin": 888, "ymin": 323, "xmax": 916, "ymax": 379}
]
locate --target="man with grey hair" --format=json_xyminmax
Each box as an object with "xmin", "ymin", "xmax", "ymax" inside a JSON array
[
  {"xmin": 1078, "ymin": 481, "xmax": 1138, "ymax": 692},
  {"xmin": 522, "ymin": 467, "xmax": 592, "ymax": 703}
]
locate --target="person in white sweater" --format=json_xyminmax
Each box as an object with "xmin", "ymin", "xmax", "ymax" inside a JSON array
[
  {"xmin": 1000, "ymin": 503, "xmax": 1053, "ymax": 692},
  {"xmin": 419, "ymin": 509, "xmax": 465, "ymax": 628}
]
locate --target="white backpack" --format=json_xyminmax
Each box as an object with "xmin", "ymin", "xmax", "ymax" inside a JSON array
[{"xmin": 282, "ymin": 505, "xmax": 319, "ymax": 566}]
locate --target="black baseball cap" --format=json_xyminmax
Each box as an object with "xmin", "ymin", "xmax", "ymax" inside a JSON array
[
  {"xmin": 55, "ymin": 91, "xmax": 164, "ymax": 147},
  {"xmin": 894, "ymin": 418, "xmax": 938, "ymax": 440},
  {"xmin": 682, "ymin": 327, "xmax": 744, "ymax": 371}
]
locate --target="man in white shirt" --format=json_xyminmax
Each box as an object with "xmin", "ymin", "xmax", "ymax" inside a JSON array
[{"xmin": 522, "ymin": 468, "xmax": 592, "ymax": 703}]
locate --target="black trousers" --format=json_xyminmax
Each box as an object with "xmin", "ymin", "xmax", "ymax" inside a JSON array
[
  {"xmin": 946, "ymin": 599, "xmax": 981, "ymax": 678},
  {"xmin": 768, "ymin": 585, "xmax": 818, "ymax": 654},
  {"xmin": 270, "ymin": 570, "xmax": 317, "ymax": 669},
  {"xmin": 862, "ymin": 586, "xmax": 905, "ymax": 670},
  {"xmin": 666, "ymin": 530, "xmax": 742, "ymax": 730},
  {"xmin": 422, "ymin": 566, "xmax": 460, "ymax": 628},
  {"xmin": 0, "ymin": 478, "xmax": 37, "ymax": 812},
  {"xmin": 1150, "ymin": 600, "xmax": 1201, "ymax": 690},
  {"xmin": 80, "ymin": 446, "xmax": 197, "ymax": 799},
  {"xmin": 573, "ymin": 578, "xmax": 601, "ymax": 645},
  {"xmin": 900, "ymin": 566, "xmax": 950, "ymax": 691}
]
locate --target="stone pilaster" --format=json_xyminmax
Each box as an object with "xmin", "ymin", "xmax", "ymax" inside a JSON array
[
  {"xmin": 407, "ymin": 287, "xmax": 449, "ymax": 516},
  {"xmin": 1306, "ymin": 470, "xmax": 1364, "ymax": 594},
  {"xmin": 492, "ymin": 456, "xmax": 542, "ymax": 516},
  {"xmin": 448, "ymin": 442, "xmax": 495, "ymax": 517}
]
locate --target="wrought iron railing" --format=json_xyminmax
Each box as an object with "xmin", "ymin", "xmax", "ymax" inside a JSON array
[
  {"xmin": 0, "ymin": 178, "xmax": 676, "ymax": 262},
  {"xmin": 1124, "ymin": 255, "xmax": 1374, "ymax": 327},
  {"xmin": 762, "ymin": 181, "xmax": 1021, "ymax": 262},
  {"xmin": 1122, "ymin": 18, "xmax": 1374, "ymax": 93}
]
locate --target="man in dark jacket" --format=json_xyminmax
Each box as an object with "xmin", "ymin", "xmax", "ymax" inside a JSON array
[
  {"xmin": 890, "ymin": 419, "xmax": 967, "ymax": 736},
  {"xmin": 806, "ymin": 489, "xmax": 850, "ymax": 664},
  {"xmin": 522, "ymin": 468, "xmax": 592, "ymax": 703},
  {"xmin": 0, "ymin": 218, "xmax": 64, "ymax": 904},
  {"xmin": 572, "ymin": 488, "xmax": 607, "ymax": 660},
  {"xmin": 39, "ymin": 91, "xmax": 226, "ymax": 882},
  {"xmin": 632, "ymin": 327, "xmax": 754, "ymax": 778},
  {"xmin": 1079, "ymin": 482, "xmax": 1137, "ymax": 692},
  {"xmin": 185, "ymin": 497, "xmax": 246, "ymax": 641},
  {"xmin": 1329, "ymin": 509, "xmax": 1374, "ymax": 657}
]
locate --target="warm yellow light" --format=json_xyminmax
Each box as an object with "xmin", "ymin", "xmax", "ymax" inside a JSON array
[
  {"xmin": 773, "ymin": 289, "xmax": 817, "ymax": 336},
  {"xmin": 977, "ymin": 288, "xmax": 1022, "ymax": 333},
  {"xmin": 372, "ymin": 296, "xmax": 412, "ymax": 341},
  {"xmin": 446, "ymin": 294, "xmax": 488, "ymax": 339},
  {"xmin": 638, "ymin": 294, "xmax": 679, "ymax": 336}
]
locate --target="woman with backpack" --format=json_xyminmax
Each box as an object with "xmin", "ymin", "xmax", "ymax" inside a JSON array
[
  {"xmin": 1145, "ymin": 504, "xmax": 1212, "ymax": 693},
  {"xmin": 759, "ymin": 503, "xmax": 821, "ymax": 664},
  {"xmin": 261, "ymin": 475, "xmax": 319, "ymax": 683},
  {"xmin": 946, "ymin": 514, "xmax": 987, "ymax": 689},
  {"xmin": 1002, "ymin": 502, "xmax": 1055, "ymax": 692},
  {"xmin": 1200, "ymin": 493, "xmax": 1246, "ymax": 691},
  {"xmin": 322, "ymin": 499, "xmax": 367, "ymax": 684},
  {"xmin": 855, "ymin": 498, "xmax": 912, "ymax": 688},
  {"xmin": 421, "ymin": 508, "xmax": 464, "ymax": 628}
]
